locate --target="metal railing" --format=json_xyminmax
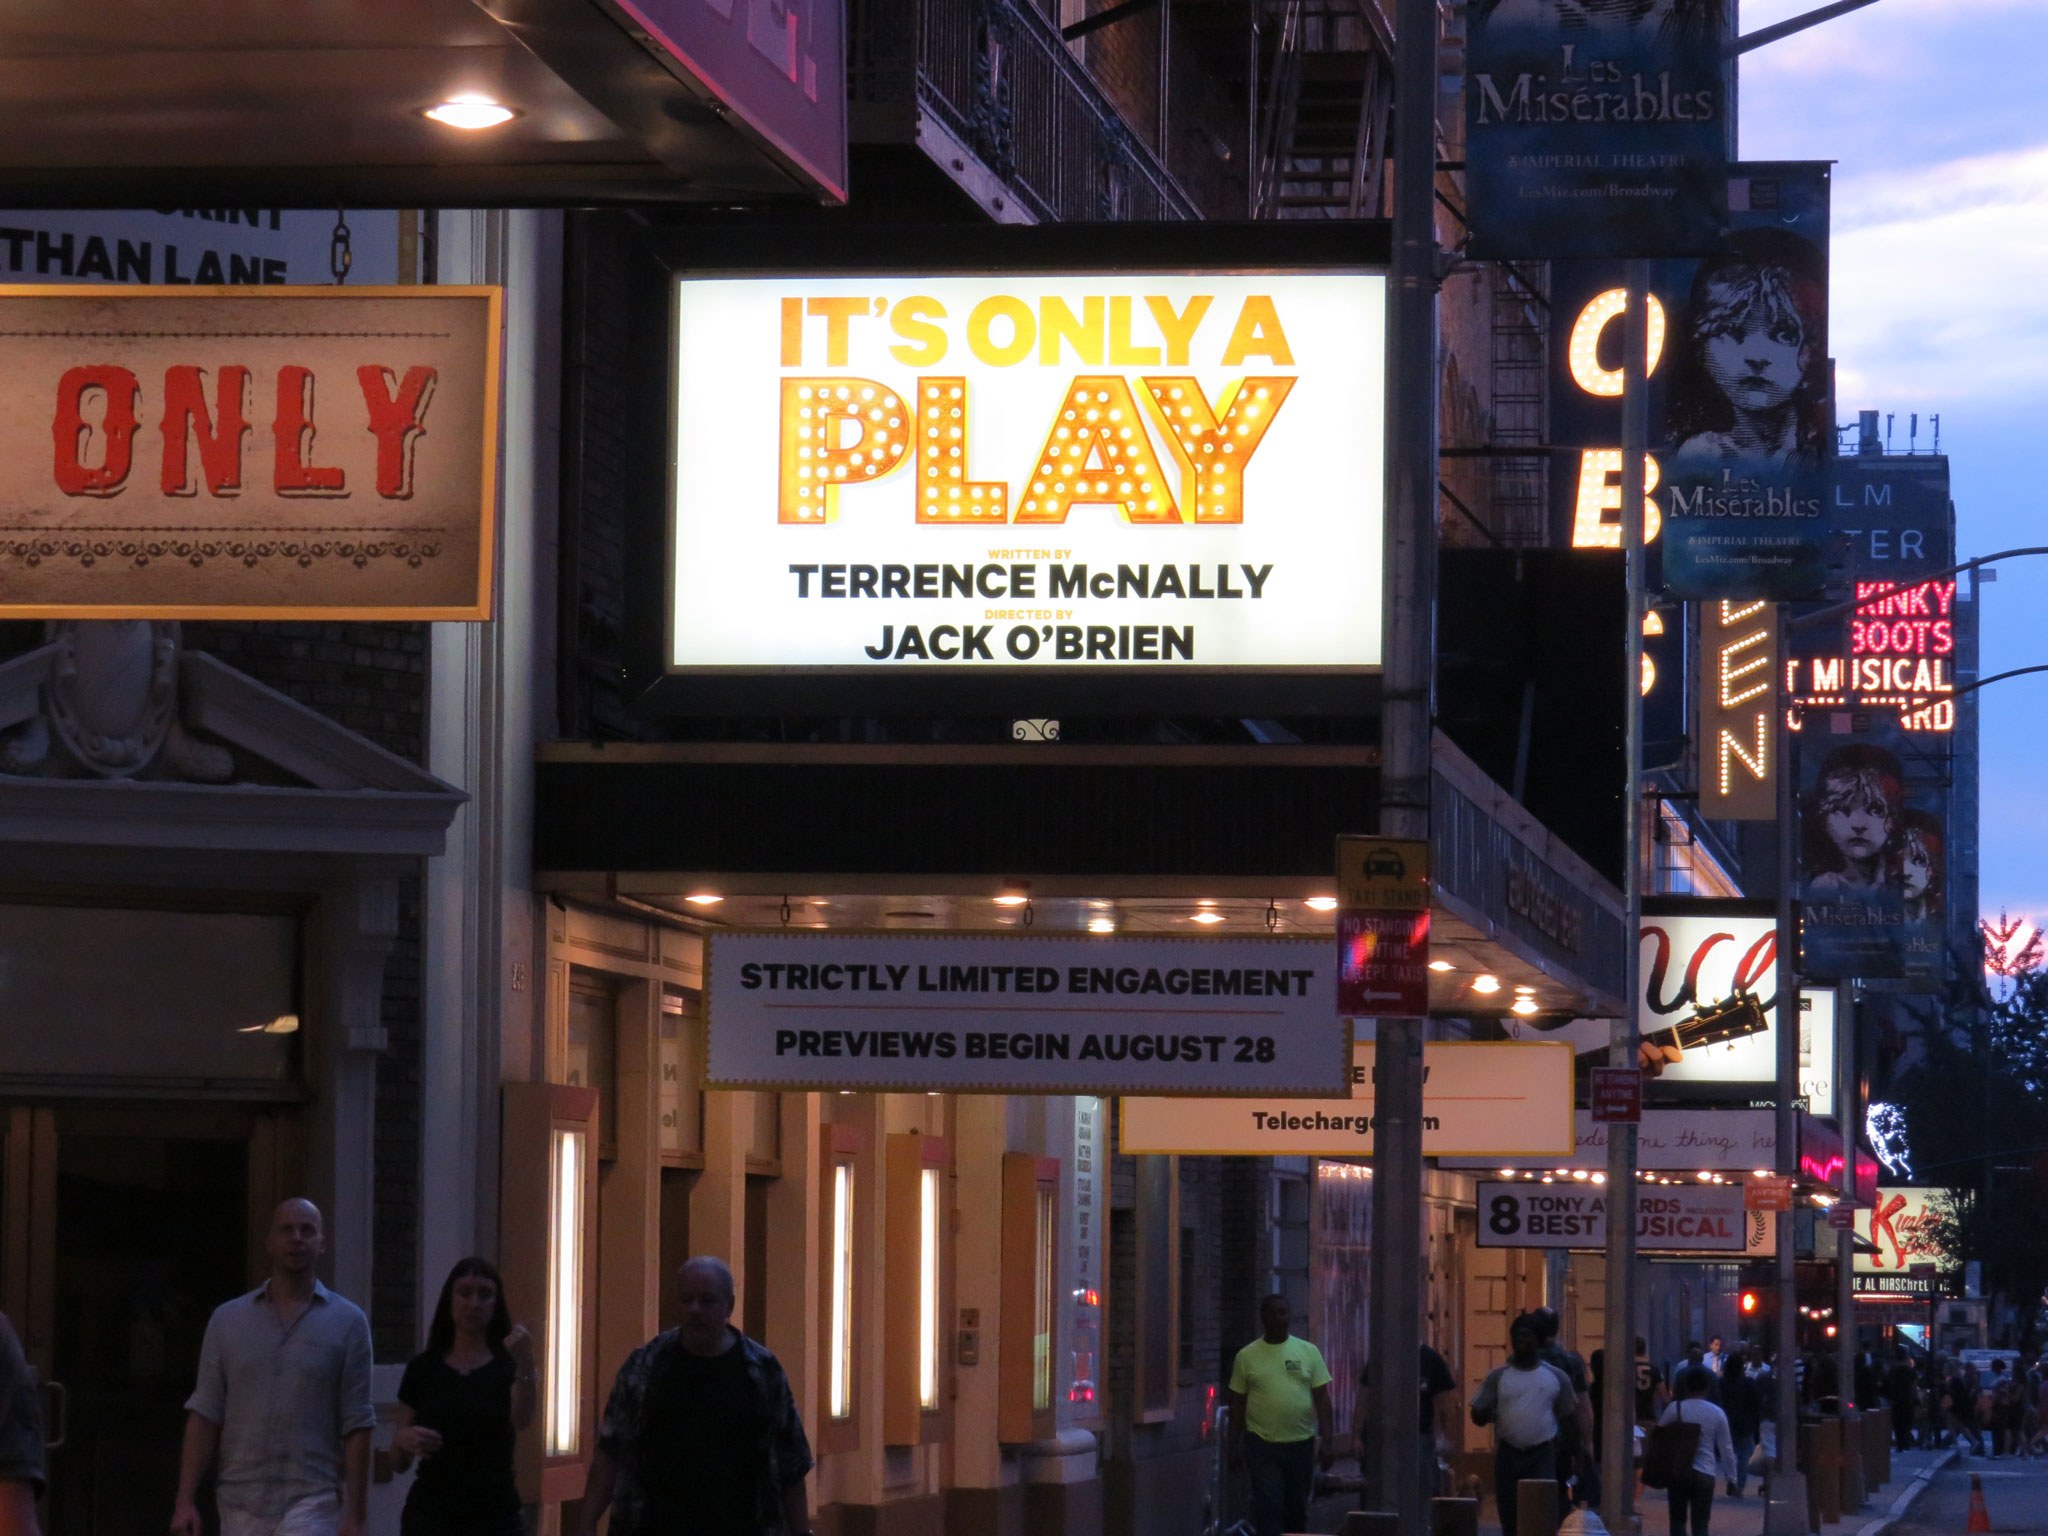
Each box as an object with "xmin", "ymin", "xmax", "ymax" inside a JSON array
[{"xmin": 848, "ymin": 0, "xmax": 1201, "ymax": 222}]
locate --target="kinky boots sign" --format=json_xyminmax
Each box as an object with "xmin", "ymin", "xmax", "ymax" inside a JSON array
[{"xmin": 0, "ymin": 286, "xmax": 500, "ymax": 619}]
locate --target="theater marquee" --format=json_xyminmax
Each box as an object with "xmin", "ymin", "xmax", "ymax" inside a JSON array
[
  {"xmin": 669, "ymin": 269, "xmax": 1385, "ymax": 677},
  {"xmin": 0, "ymin": 286, "xmax": 500, "ymax": 619}
]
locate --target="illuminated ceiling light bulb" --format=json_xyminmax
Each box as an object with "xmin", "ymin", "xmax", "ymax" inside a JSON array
[
  {"xmin": 1697, "ymin": 1171, "xmax": 1713, "ymax": 1182},
  {"xmin": 1510, "ymin": 997, "xmax": 1539, "ymax": 1015},
  {"xmin": 1752, "ymin": 1169, "xmax": 1772, "ymax": 1179},
  {"xmin": 1591, "ymin": 1173, "xmax": 1606, "ymax": 1185},
  {"xmin": 423, "ymin": 95, "xmax": 520, "ymax": 130},
  {"xmin": 1087, "ymin": 917, "xmax": 1116, "ymax": 934},
  {"xmin": 1190, "ymin": 911, "xmax": 1226, "ymax": 925},
  {"xmin": 1500, "ymin": 1168, "xmax": 1517, "ymax": 1177},
  {"xmin": 993, "ymin": 895, "xmax": 1030, "ymax": 907},
  {"xmin": 684, "ymin": 893, "xmax": 724, "ymax": 906},
  {"xmin": 1571, "ymin": 1170, "xmax": 1589, "ymax": 1182},
  {"xmin": 1513, "ymin": 984, "xmax": 1537, "ymax": 994},
  {"xmin": 1470, "ymin": 974, "xmax": 1501, "ymax": 994},
  {"xmin": 1427, "ymin": 960, "xmax": 1455, "ymax": 972},
  {"xmin": 1304, "ymin": 896, "xmax": 1339, "ymax": 911}
]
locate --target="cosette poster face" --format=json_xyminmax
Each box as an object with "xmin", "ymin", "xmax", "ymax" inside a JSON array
[{"xmin": 669, "ymin": 271, "xmax": 1385, "ymax": 673}]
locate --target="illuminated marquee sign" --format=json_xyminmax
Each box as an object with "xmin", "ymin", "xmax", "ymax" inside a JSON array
[
  {"xmin": 1562, "ymin": 286, "xmax": 1664, "ymax": 552},
  {"xmin": 1790, "ymin": 578, "xmax": 1957, "ymax": 732},
  {"xmin": 669, "ymin": 271, "xmax": 1385, "ymax": 673},
  {"xmin": 1698, "ymin": 599, "xmax": 1778, "ymax": 819}
]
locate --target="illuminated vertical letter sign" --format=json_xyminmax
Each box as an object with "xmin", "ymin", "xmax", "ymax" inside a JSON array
[{"xmin": 1698, "ymin": 600, "xmax": 1777, "ymax": 820}]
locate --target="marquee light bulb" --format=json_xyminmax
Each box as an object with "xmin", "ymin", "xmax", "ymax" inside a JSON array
[{"xmin": 1470, "ymin": 974, "xmax": 1501, "ymax": 994}]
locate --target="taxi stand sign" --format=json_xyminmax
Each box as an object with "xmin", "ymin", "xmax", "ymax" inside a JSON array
[{"xmin": 1335, "ymin": 834, "xmax": 1431, "ymax": 1017}]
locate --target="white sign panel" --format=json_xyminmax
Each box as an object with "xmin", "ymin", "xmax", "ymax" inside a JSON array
[
  {"xmin": 1477, "ymin": 1181, "xmax": 1750, "ymax": 1252},
  {"xmin": 1443, "ymin": 1108, "xmax": 1780, "ymax": 1172},
  {"xmin": 1119, "ymin": 1040, "xmax": 1573, "ymax": 1156},
  {"xmin": 705, "ymin": 931, "xmax": 1347, "ymax": 1094},
  {"xmin": 1639, "ymin": 910, "xmax": 1832, "ymax": 1087},
  {"xmin": 670, "ymin": 271, "xmax": 1385, "ymax": 672},
  {"xmin": 0, "ymin": 209, "xmax": 402, "ymax": 286}
]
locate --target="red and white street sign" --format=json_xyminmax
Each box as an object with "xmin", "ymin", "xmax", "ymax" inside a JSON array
[{"xmin": 1590, "ymin": 1066, "xmax": 1643, "ymax": 1123}]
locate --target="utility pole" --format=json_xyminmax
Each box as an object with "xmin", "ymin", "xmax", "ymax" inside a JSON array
[
  {"xmin": 1765, "ymin": 608, "xmax": 1811, "ymax": 1535},
  {"xmin": 1363, "ymin": 0, "xmax": 1439, "ymax": 1522},
  {"xmin": 1599, "ymin": 265, "xmax": 1650, "ymax": 1530}
]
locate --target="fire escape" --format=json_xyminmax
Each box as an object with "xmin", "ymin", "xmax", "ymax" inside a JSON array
[{"xmin": 1245, "ymin": 0, "xmax": 1396, "ymax": 219}]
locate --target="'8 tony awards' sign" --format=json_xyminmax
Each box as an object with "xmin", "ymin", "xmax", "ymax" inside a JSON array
[{"xmin": 668, "ymin": 271, "xmax": 1386, "ymax": 673}]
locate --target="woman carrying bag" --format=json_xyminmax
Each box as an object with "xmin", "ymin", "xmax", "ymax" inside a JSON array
[{"xmin": 1648, "ymin": 1367, "xmax": 1738, "ymax": 1536}]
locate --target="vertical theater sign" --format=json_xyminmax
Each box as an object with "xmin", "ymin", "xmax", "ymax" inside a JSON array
[{"xmin": 0, "ymin": 286, "xmax": 500, "ymax": 619}]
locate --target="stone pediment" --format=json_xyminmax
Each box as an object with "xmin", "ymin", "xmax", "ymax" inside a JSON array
[{"xmin": 0, "ymin": 624, "xmax": 464, "ymax": 857}]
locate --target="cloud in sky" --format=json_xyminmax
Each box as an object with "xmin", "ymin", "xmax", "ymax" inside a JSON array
[{"xmin": 1739, "ymin": 1, "xmax": 2048, "ymax": 924}]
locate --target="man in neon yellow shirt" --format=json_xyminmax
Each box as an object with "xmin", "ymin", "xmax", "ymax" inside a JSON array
[{"xmin": 1227, "ymin": 1294, "xmax": 1335, "ymax": 1536}]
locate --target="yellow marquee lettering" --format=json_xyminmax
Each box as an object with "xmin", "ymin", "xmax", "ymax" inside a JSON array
[
  {"xmin": 1039, "ymin": 297, "xmax": 1105, "ymax": 366},
  {"xmin": 967, "ymin": 296, "xmax": 1036, "ymax": 367},
  {"xmin": 1144, "ymin": 294, "xmax": 1212, "ymax": 366},
  {"xmin": 1107, "ymin": 296, "xmax": 1161, "ymax": 365},
  {"xmin": 1140, "ymin": 375, "xmax": 1295, "ymax": 524},
  {"xmin": 1219, "ymin": 295, "xmax": 1293, "ymax": 366},
  {"xmin": 1570, "ymin": 449, "xmax": 1663, "ymax": 548},
  {"xmin": 913, "ymin": 378, "xmax": 1008, "ymax": 524},
  {"xmin": 888, "ymin": 296, "xmax": 949, "ymax": 366},
  {"xmin": 1013, "ymin": 376, "xmax": 1180, "ymax": 524},
  {"xmin": 779, "ymin": 377, "xmax": 909, "ymax": 523}
]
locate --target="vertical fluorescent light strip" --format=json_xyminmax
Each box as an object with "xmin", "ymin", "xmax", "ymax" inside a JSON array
[
  {"xmin": 919, "ymin": 1166, "xmax": 940, "ymax": 1410},
  {"xmin": 830, "ymin": 1161, "xmax": 854, "ymax": 1419},
  {"xmin": 546, "ymin": 1128, "xmax": 584, "ymax": 1456},
  {"xmin": 1033, "ymin": 1187, "xmax": 1054, "ymax": 1411}
]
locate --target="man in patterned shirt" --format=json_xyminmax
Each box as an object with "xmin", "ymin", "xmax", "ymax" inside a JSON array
[{"xmin": 576, "ymin": 1257, "xmax": 814, "ymax": 1536}]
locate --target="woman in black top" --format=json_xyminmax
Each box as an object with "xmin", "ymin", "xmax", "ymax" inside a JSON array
[{"xmin": 392, "ymin": 1257, "xmax": 537, "ymax": 1536}]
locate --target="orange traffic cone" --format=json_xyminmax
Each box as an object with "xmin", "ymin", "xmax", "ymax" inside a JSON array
[{"xmin": 1966, "ymin": 1473, "xmax": 1991, "ymax": 1535}]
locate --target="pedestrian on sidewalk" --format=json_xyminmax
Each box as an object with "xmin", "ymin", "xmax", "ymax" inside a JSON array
[
  {"xmin": 1471, "ymin": 1316, "xmax": 1574, "ymax": 1536},
  {"xmin": 0, "ymin": 1311, "xmax": 44, "ymax": 1536},
  {"xmin": 1227, "ymin": 1294, "xmax": 1335, "ymax": 1536},
  {"xmin": 1636, "ymin": 1337, "xmax": 1670, "ymax": 1429},
  {"xmin": 575, "ymin": 1256, "xmax": 814, "ymax": 1536},
  {"xmin": 1655, "ymin": 1366, "xmax": 1737, "ymax": 1536},
  {"xmin": 1885, "ymin": 1346, "xmax": 1919, "ymax": 1452},
  {"xmin": 389, "ymin": 1258, "xmax": 537, "ymax": 1536},
  {"xmin": 1718, "ymin": 1347, "xmax": 1762, "ymax": 1497},
  {"xmin": 1357, "ymin": 1342, "xmax": 1459, "ymax": 1520},
  {"xmin": 170, "ymin": 1198, "xmax": 375, "ymax": 1536},
  {"xmin": 1530, "ymin": 1309, "xmax": 1595, "ymax": 1508}
]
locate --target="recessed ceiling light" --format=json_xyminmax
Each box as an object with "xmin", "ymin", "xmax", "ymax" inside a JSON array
[
  {"xmin": 993, "ymin": 895, "xmax": 1030, "ymax": 907},
  {"xmin": 1470, "ymin": 974, "xmax": 1501, "ymax": 994},
  {"xmin": 1190, "ymin": 910, "xmax": 1226, "ymax": 924},
  {"xmin": 1510, "ymin": 997, "xmax": 1539, "ymax": 1015},
  {"xmin": 1513, "ymin": 984, "xmax": 1537, "ymax": 994},
  {"xmin": 1427, "ymin": 960, "xmax": 1455, "ymax": 972},
  {"xmin": 424, "ymin": 96, "xmax": 519, "ymax": 131},
  {"xmin": 684, "ymin": 894, "xmax": 723, "ymax": 906},
  {"xmin": 1303, "ymin": 896, "xmax": 1339, "ymax": 911},
  {"xmin": 1088, "ymin": 918, "xmax": 1116, "ymax": 934}
]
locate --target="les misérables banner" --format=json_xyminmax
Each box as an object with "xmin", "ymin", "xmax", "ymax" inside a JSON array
[{"xmin": 1464, "ymin": 0, "xmax": 1729, "ymax": 260}]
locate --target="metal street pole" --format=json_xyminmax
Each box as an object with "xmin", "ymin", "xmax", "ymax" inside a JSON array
[
  {"xmin": 1599, "ymin": 266, "xmax": 1650, "ymax": 1530},
  {"xmin": 1765, "ymin": 613, "xmax": 1811, "ymax": 1534},
  {"xmin": 1364, "ymin": 0, "xmax": 1439, "ymax": 1521},
  {"xmin": 1835, "ymin": 980, "xmax": 1859, "ymax": 1413}
]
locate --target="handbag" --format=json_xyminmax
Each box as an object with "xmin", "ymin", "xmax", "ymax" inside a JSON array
[{"xmin": 1642, "ymin": 1402, "xmax": 1702, "ymax": 1491}]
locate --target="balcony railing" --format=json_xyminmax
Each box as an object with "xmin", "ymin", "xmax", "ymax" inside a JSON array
[{"xmin": 849, "ymin": 0, "xmax": 1201, "ymax": 223}]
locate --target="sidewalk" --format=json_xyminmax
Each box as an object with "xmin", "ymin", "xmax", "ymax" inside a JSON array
[{"xmin": 1298, "ymin": 1443, "xmax": 1954, "ymax": 1536}]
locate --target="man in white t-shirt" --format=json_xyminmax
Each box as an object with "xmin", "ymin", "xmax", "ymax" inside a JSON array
[{"xmin": 1472, "ymin": 1315, "xmax": 1574, "ymax": 1536}]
